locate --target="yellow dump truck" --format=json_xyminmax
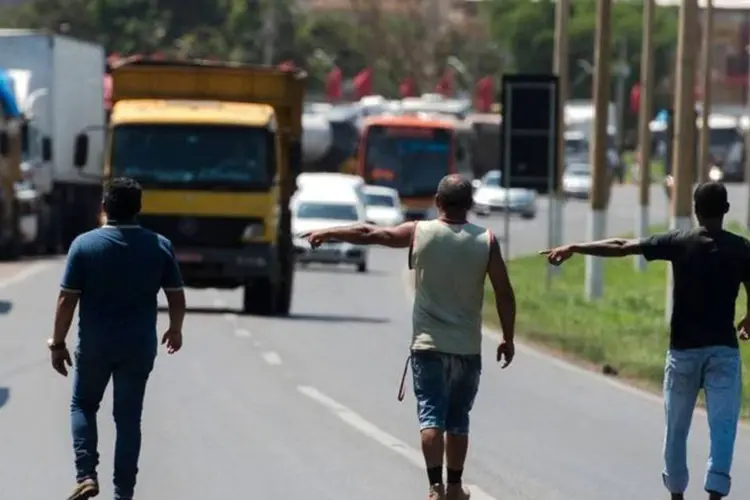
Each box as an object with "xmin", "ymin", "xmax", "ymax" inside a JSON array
[{"xmin": 73, "ymin": 59, "xmax": 306, "ymax": 316}]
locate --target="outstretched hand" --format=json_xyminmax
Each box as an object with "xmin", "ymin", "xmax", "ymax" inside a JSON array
[
  {"xmin": 738, "ymin": 316, "xmax": 750, "ymax": 341},
  {"xmin": 302, "ymin": 231, "xmax": 331, "ymax": 249},
  {"xmin": 539, "ymin": 245, "xmax": 574, "ymax": 266}
]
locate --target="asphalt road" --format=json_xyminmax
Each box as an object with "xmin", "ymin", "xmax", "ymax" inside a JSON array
[{"xmin": 1, "ymin": 184, "xmax": 750, "ymax": 499}]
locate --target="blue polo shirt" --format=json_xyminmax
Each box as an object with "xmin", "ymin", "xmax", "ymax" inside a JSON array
[{"xmin": 61, "ymin": 225, "xmax": 184, "ymax": 355}]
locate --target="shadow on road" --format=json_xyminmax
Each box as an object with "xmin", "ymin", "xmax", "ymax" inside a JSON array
[
  {"xmin": 158, "ymin": 306, "xmax": 238, "ymax": 315},
  {"xmin": 285, "ymin": 312, "xmax": 390, "ymax": 324},
  {"xmin": 0, "ymin": 388, "xmax": 9, "ymax": 409},
  {"xmin": 297, "ymin": 265, "xmax": 386, "ymax": 276},
  {"xmin": 0, "ymin": 301, "xmax": 12, "ymax": 314}
]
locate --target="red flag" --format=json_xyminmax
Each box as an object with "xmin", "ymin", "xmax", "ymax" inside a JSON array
[
  {"xmin": 399, "ymin": 76, "xmax": 417, "ymax": 98},
  {"xmin": 435, "ymin": 68, "xmax": 455, "ymax": 97},
  {"xmin": 474, "ymin": 76, "xmax": 494, "ymax": 112},
  {"xmin": 629, "ymin": 82, "xmax": 641, "ymax": 114},
  {"xmin": 353, "ymin": 67, "xmax": 373, "ymax": 99},
  {"xmin": 278, "ymin": 60, "xmax": 296, "ymax": 72},
  {"xmin": 326, "ymin": 66, "xmax": 343, "ymax": 102}
]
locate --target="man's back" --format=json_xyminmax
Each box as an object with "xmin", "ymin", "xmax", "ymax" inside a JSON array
[
  {"xmin": 62, "ymin": 225, "xmax": 183, "ymax": 354},
  {"xmin": 410, "ymin": 220, "xmax": 491, "ymax": 355},
  {"xmin": 646, "ymin": 228, "xmax": 750, "ymax": 349}
]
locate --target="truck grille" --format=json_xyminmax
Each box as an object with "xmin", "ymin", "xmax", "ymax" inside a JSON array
[{"xmin": 138, "ymin": 215, "xmax": 263, "ymax": 249}]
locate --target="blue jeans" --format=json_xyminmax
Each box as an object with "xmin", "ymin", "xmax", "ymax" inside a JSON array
[
  {"xmin": 71, "ymin": 349, "xmax": 155, "ymax": 499},
  {"xmin": 411, "ymin": 350, "xmax": 482, "ymax": 435},
  {"xmin": 662, "ymin": 346, "xmax": 742, "ymax": 496}
]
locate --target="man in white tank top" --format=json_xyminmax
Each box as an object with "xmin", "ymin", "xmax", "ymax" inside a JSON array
[{"xmin": 303, "ymin": 174, "xmax": 517, "ymax": 500}]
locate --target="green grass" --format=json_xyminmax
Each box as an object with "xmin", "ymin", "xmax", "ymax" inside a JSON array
[
  {"xmin": 483, "ymin": 221, "xmax": 750, "ymax": 416},
  {"xmin": 622, "ymin": 151, "xmax": 666, "ymax": 184}
]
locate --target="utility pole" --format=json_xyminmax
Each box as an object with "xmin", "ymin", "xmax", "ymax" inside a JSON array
[
  {"xmin": 698, "ymin": 0, "xmax": 714, "ymax": 183},
  {"xmin": 585, "ymin": 0, "xmax": 612, "ymax": 301},
  {"xmin": 667, "ymin": 0, "xmax": 699, "ymax": 322},
  {"xmin": 614, "ymin": 38, "xmax": 628, "ymax": 155},
  {"xmin": 551, "ymin": 0, "xmax": 570, "ymax": 268},
  {"xmin": 262, "ymin": 0, "xmax": 276, "ymax": 65},
  {"xmin": 634, "ymin": 0, "xmax": 655, "ymax": 272}
]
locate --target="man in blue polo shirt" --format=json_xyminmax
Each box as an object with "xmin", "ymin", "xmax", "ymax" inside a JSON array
[{"xmin": 48, "ymin": 177, "xmax": 186, "ymax": 500}]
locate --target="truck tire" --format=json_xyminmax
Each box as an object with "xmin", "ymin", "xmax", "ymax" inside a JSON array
[
  {"xmin": 242, "ymin": 277, "xmax": 277, "ymax": 316},
  {"xmin": 274, "ymin": 252, "xmax": 294, "ymax": 316}
]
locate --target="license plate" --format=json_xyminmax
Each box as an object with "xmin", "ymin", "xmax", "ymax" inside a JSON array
[{"xmin": 176, "ymin": 252, "xmax": 203, "ymax": 263}]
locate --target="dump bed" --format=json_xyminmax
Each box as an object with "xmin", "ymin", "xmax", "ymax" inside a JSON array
[{"xmin": 111, "ymin": 59, "xmax": 306, "ymax": 138}]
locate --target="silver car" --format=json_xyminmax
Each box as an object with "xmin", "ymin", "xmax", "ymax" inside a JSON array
[
  {"xmin": 472, "ymin": 170, "xmax": 537, "ymax": 219},
  {"xmin": 562, "ymin": 162, "xmax": 592, "ymax": 199}
]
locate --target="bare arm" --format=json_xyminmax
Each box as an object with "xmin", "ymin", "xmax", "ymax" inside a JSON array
[
  {"xmin": 488, "ymin": 236, "xmax": 516, "ymax": 343},
  {"xmin": 52, "ymin": 291, "xmax": 79, "ymax": 345},
  {"xmin": 164, "ymin": 289, "xmax": 186, "ymax": 332},
  {"xmin": 568, "ymin": 238, "xmax": 644, "ymax": 258},
  {"xmin": 312, "ymin": 222, "xmax": 416, "ymax": 248}
]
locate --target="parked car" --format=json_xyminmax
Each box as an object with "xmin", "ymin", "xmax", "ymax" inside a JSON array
[{"xmin": 472, "ymin": 170, "xmax": 537, "ymax": 219}]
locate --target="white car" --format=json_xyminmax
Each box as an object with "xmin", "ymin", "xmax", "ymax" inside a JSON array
[
  {"xmin": 363, "ymin": 185, "xmax": 404, "ymax": 227},
  {"xmin": 472, "ymin": 170, "xmax": 537, "ymax": 219},
  {"xmin": 292, "ymin": 188, "xmax": 369, "ymax": 273},
  {"xmin": 562, "ymin": 162, "xmax": 592, "ymax": 199}
]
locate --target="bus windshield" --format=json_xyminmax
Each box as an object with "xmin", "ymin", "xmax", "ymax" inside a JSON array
[
  {"xmin": 110, "ymin": 124, "xmax": 273, "ymax": 191},
  {"xmin": 363, "ymin": 125, "xmax": 452, "ymax": 197}
]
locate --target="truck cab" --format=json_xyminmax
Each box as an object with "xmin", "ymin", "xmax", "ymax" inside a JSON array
[{"xmin": 73, "ymin": 59, "xmax": 306, "ymax": 316}]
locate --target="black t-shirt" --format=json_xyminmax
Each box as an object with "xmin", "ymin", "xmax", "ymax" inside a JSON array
[{"xmin": 641, "ymin": 228, "xmax": 750, "ymax": 350}]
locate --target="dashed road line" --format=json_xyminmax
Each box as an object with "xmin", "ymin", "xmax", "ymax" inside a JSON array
[
  {"xmin": 261, "ymin": 351, "xmax": 283, "ymax": 366},
  {"xmin": 0, "ymin": 261, "xmax": 54, "ymax": 290},
  {"xmin": 234, "ymin": 328, "xmax": 252, "ymax": 338},
  {"xmin": 297, "ymin": 385, "xmax": 498, "ymax": 500},
  {"xmin": 223, "ymin": 313, "xmax": 238, "ymax": 323}
]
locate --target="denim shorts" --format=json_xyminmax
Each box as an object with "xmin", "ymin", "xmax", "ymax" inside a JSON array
[{"xmin": 411, "ymin": 350, "xmax": 482, "ymax": 435}]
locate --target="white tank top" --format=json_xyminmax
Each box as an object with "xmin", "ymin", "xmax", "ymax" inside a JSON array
[{"xmin": 410, "ymin": 219, "xmax": 492, "ymax": 355}]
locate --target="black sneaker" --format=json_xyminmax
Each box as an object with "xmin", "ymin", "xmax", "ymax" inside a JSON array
[{"xmin": 66, "ymin": 478, "xmax": 99, "ymax": 500}]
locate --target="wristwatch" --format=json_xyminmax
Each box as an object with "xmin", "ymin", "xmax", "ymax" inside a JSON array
[{"xmin": 47, "ymin": 338, "xmax": 66, "ymax": 351}]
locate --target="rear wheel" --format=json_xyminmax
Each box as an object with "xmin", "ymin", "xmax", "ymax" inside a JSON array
[{"xmin": 357, "ymin": 260, "xmax": 367, "ymax": 273}]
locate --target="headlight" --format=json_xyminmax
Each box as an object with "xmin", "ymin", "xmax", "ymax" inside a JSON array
[
  {"xmin": 709, "ymin": 166, "xmax": 724, "ymax": 181},
  {"xmin": 241, "ymin": 223, "xmax": 265, "ymax": 242}
]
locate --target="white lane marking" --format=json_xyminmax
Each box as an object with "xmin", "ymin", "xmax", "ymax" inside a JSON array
[
  {"xmin": 234, "ymin": 328, "xmax": 252, "ymax": 338},
  {"xmin": 401, "ymin": 269, "xmax": 749, "ymax": 428},
  {"xmin": 297, "ymin": 385, "xmax": 497, "ymax": 500},
  {"xmin": 212, "ymin": 298, "xmax": 225, "ymax": 308},
  {"xmin": 223, "ymin": 313, "xmax": 238, "ymax": 323},
  {"xmin": 0, "ymin": 261, "xmax": 54, "ymax": 289},
  {"xmin": 261, "ymin": 351, "xmax": 283, "ymax": 365}
]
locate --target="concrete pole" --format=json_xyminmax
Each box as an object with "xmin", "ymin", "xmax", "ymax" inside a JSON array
[
  {"xmin": 551, "ymin": 0, "xmax": 569, "ymax": 268},
  {"xmin": 666, "ymin": 0, "xmax": 699, "ymax": 322},
  {"xmin": 698, "ymin": 0, "xmax": 714, "ymax": 183},
  {"xmin": 585, "ymin": 0, "xmax": 612, "ymax": 301},
  {"xmin": 635, "ymin": 0, "xmax": 655, "ymax": 272}
]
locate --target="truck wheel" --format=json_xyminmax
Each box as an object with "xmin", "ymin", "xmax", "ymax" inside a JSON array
[
  {"xmin": 242, "ymin": 277, "xmax": 277, "ymax": 316},
  {"xmin": 0, "ymin": 205, "xmax": 22, "ymax": 261},
  {"xmin": 357, "ymin": 260, "xmax": 367, "ymax": 273},
  {"xmin": 274, "ymin": 260, "xmax": 293, "ymax": 316}
]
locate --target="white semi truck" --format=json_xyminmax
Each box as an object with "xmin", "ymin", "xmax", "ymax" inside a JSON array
[{"xmin": 0, "ymin": 30, "xmax": 105, "ymax": 252}]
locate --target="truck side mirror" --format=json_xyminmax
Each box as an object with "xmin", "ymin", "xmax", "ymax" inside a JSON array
[
  {"xmin": 42, "ymin": 137, "xmax": 52, "ymax": 162},
  {"xmin": 20, "ymin": 122, "xmax": 29, "ymax": 154},
  {"xmin": 0, "ymin": 131, "xmax": 8, "ymax": 156},
  {"xmin": 74, "ymin": 133, "xmax": 89, "ymax": 168}
]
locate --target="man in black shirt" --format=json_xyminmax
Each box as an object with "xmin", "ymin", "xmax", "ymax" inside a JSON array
[{"xmin": 541, "ymin": 181, "xmax": 748, "ymax": 500}]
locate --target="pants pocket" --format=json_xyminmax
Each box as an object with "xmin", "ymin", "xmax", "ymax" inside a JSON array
[
  {"xmin": 704, "ymin": 353, "xmax": 741, "ymax": 391},
  {"xmin": 665, "ymin": 352, "xmax": 701, "ymax": 394}
]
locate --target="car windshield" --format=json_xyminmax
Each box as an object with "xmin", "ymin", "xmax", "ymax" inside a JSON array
[
  {"xmin": 296, "ymin": 202, "xmax": 359, "ymax": 221},
  {"xmin": 366, "ymin": 193, "xmax": 396, "ymax": 207},
  {"xmin": 482, "ymin": 172, "xmax": 502, "ymax": 186},
  {"xmin": 110, "ymin": 124, "xmax": 271, "ymax": 190},
  {"xmin": 566, "ymin": 164, "xmax": 590, "ymax": 175}
]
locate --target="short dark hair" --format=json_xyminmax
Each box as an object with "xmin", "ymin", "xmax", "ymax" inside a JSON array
[
  {"xmin": 103, "ymin": 177, "xmax": 142, "ymax": 221},
  {"xmin": 436, "ymin": 174, "xmax": 473, "ymax": 213},
  {"xmin": 693, "ymin": 181, "xmax": 729, "ymax": 218}
]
